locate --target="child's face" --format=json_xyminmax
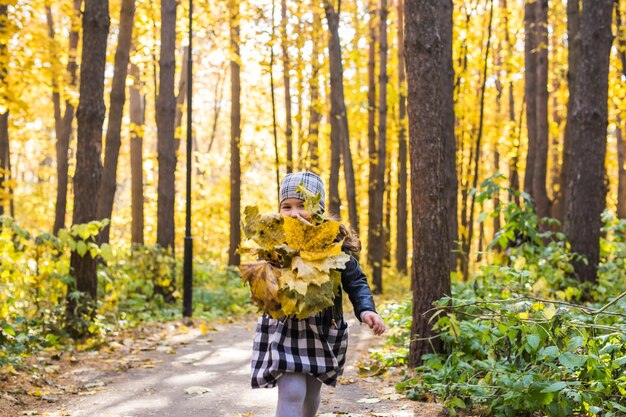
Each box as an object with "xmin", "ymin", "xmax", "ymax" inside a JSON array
[{"xmin": 279, "ymin": 198, "xmax": 311, "ymax": 221}]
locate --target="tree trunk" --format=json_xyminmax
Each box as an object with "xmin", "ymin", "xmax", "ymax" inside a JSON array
[
  {"xmin": 532, "ymin": 0, "xmax": 550, "ymax": 219},
  {"xmin": 367, "ymin": 0, "xmax": 378, "ymax": 276},
  {"xmin": 617, "ymin": 116, "xmax": 626, "ymax": 218},
  {"xmin": 281, "ymin": 0, "xmax": 294, "ymax": 173},
  {"xmin": 307, "ymin": 8, "xmax": 322, "ymax": 171},
  {"xmin": 45, "ymin": 6, "xmax": 63, "ymax": 163},
  {"xmin": 54, "ymin": 0, "xmax": 82, "ymax": 234},
  {"xmin": 523, "ymin": 0, "xmax": 537, "ymax": 196},
  {"xmin": 174, "ymin": 46, "xmax": 190, "ymax": 150},
  {"xmin": 129, "ymin": 62, "xmax": 145, "ymax": 245},
  {"xmin": 463, "ymin": 1, "xmax": 493, "ymax": 281},
  {"xmin": 564, "ymin": 0, "xmax": 613, "ymax": 284},
  {"xmin": 68, "ymin": 0, "xmax": 110, "ymax": 327},
  {"xmin": 97, "ymin": 0, "xmax": 136, "ymax": 243},
  {"xmin": 228, "ymin": 0, "xmax": 242, "ymax": 266},
  {"xmin": 156, "ymin": 0, "xmax": 177, "ymax": 254},
  {"xmin": 441, "ymin": 0, "xmax": 457, "ymax": 272},
  {"xmin": 324, "ymin": 1, "xmax": 359, "ymax": 234},
  {"xmin": 406, "ymin": 0, "xmax": 452, "ymax": 367},
  {"xmin": 0, "ymin": 112, "xmax": 8, "ymax": 217},
  {"xmin": 384, "ymin": 143, "xmax": 392, "ymax": 263},
  {"xmin": 557, "ymin": 0, "xmax": 580, "ymax": 222},
  {"xmin": 395, "ymin": 0, "xmax": 408, "ymax": 275}
]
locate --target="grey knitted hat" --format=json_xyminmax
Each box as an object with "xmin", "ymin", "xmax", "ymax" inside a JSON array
[{"xmin": 279, "ymin": 171, "xmax": 326, "ymax": 213}]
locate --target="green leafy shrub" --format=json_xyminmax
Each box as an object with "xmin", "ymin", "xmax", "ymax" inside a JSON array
[{"xmin": 375, "ymin": 177, "xmax": 626, "ymax": 416}]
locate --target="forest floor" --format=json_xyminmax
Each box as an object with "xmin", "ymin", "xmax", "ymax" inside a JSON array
[{"xmin": 0, "ymin": 316, "xmax": 445, "ymax": 417}]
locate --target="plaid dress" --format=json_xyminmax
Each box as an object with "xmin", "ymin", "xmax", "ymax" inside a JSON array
[{"xmin": 250, "ymin": 313, "xmax": 349, "ymax": 388}]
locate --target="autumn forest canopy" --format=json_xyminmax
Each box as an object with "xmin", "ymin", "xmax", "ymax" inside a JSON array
[{"xmin": 1, "ymin": 0, "xmax": 626, "ymax": 414}]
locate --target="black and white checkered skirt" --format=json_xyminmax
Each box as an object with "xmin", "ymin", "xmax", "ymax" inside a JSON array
[{"xmin": 250, "ymin": 314, "xmax": 349, "ymax": 388}]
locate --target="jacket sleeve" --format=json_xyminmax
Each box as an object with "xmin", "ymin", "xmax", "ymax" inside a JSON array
[{"xmin": 341, "ymin": 255, "xmax": 376, "ymax": 321}]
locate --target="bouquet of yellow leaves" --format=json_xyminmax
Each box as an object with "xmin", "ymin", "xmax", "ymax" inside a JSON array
[{"xmin": 239, "ymin": 206, "xmax": 350, "ymax": 319}]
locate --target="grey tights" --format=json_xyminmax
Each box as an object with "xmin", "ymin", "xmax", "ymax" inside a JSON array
[{"xmin": 276, "ymin": 373, "xmax": 322, "ymax": 417}]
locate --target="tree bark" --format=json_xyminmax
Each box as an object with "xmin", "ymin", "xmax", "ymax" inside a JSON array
[
  {"xmin": 68, "ymin": 0, "xmax": 110, "ymax": 324},
  {"xmin": 564, "ymin": 0, "xmax": 613, "ymax": 284},
  {"xmin": 463, "ymin": 1, "xmax": 493, "ymax": 281},
  {"xmin": 174, "ymin": 46, "xmax": 190, "ymax": 150},
  {"xmin": 441, "ymin": 0, "xmax": 457, "ymax": 272},
  {"xmin": 281, "ymin": 0, "xmax": 293, "ymax": 173},
  {"xmin": 406, "ymin": 0, "xmax": 452, "ymax": 367},
  {"xmin": 557, "ymin": 0, "xmax": 580, "ymax": 222},
  {"xmin": 367, "ymin": 0, "xmax": 378, "ymax": 277},
  {"xmin": 617, "ymin": 116, "xmax": 626, "ymax": 218},
  {"xmin": 97, "ymin": 0, "xmax": 136, "ymax": 243},
  {"xmin": 523, "ymin": 0, "xmax": 537, "ymax": 196},
  {"xmin": 156, "ymin": 0, "xmax": 177, "ymax": 253},
  {"xmin": 532, "ymin": 0, "xmax": 550, "ymax": 218},
  {"xmin": 395, "ymin": 0, "xmax": 408, "ymax": 274},
  {"xmin": 228, "ymin": 0, "xmax": 242, "ymax": 266},
  {"xmin": 0, "ymin": 4, "xmax": 8, "ymax": 217},
  {"xmin": 307, "ymin": 8, "xmax": 322, "ymax": 171},
  {"xmin": 129, "ymin": 62, "xmax": 145, "ymax": 245},
  {"xmin": 324, "ymin": 1, "xmax": 359, "ymax": 234},
  {"xmin": 54, "ymin": 0, "xmax": 82, "ymax": 234},
  {"xmin": 617, "ymin": 8, "xmax": 626, "ymax": 219}
]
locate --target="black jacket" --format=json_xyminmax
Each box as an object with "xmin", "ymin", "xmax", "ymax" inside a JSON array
[{"xmin": 322, "ymin": 255, "xmax": 377, "ymax": 325}]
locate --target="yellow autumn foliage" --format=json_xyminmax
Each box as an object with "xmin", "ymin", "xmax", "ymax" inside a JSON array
[{"xmin": 239, "ymin": 206, "xmax": 350, "ymax": 319}]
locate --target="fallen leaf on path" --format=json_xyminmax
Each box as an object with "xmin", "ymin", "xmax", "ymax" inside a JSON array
[
  {"xmin": 357, "ymin": 397, "xmax": 381, "ymax": 404},
  {"xmin": 337, "ymin": 377, "xmax": 356, "ymax": 385},
  {"xmin": 184, "ymin": 386, "xmax": 212, "ymax": 395}
]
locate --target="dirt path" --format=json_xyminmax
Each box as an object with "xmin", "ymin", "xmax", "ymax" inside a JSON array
[{"xmin": 17, "ymin": 317, "xmax": 442, "ymax": 417}]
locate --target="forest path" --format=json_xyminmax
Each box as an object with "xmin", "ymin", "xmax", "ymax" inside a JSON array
[{"xmin": 31, "ymin": 317, "xmax": 444, "ymax": 417}]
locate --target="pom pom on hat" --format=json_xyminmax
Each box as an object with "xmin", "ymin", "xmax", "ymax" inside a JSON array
[{"xmin": 279, "ymin": 171, "xmax": 326, "ymax": 213}]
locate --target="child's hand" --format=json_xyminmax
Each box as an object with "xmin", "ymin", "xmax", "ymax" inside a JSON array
[{"xmin": 360, "ymin": 311, "xmax": 386, "ymax": 336}]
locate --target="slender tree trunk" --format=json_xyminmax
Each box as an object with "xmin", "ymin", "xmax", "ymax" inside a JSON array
[
  {"xmin": 207, "ymin": 68, "xmax": 225, "ymax": 154},
  {"xmin": 68, "ymin": 0, "xmax": 110, "ymax": 329},
  {"xmin": 395, "ymin": 0, "xmax": 408, "ymax": 274},
  {"xmin": 523, "ymin": 0, "xmax": 537, "ymax": 196},
  {"xmin": 129, "ymin": 62, "xmax": 145, "ymax": 245},
  {"xmin": 617, "ymin": 8, "xmax": 626, "ymax": 219},
  {"xmin": 156, "ymin": 0, "xmax": 177, "ymax": 255},
  {"xmin": 557, "ymin": 0, "xmax": 580, "ymax": 222},
  {"xmin": 617, "ymin": 116, "xmax": 626, "ymax": 218},
  {"xmin": 0, "ymin": 4, "xmax": 8, "ymax": 217},
  {"xmin": 307, "ymin": 7, "xmax": 322, "ymax": 171},
  {"xmin": 174, "ymin": 46, "xmax": 190, "ymax": 150},
  {"xmin": 367, "ymin": 0, "xmax": 378, "ymax": 275},
  {"xmin": 324, "ymin": 1, "xmax": 359, "ymax": 234},
  {"xmin": 532, "ymin": 0, "xmax": 550, "ymax": 218},
  {"xmin": 281, "ymin": 0, "xmax": 294, "ymax": 173},
  {"xmin": 441, "ymin": 0, "xmax": 457, "ymax": 271},
  {"xmin": 406, "ymin": 0, "xmax": 451, "ymax": 367},
  {"xmin": 0, "ymin": 112, "xmax": 8, "ymax": 217},
  {"xmin": 97, "ymin": 0, "xmax": 136, "ymax": 243},
  {"xmin": 564, "ymin": 0, "xmax": 613, "ymax": 284},
  {"xmin": 384, "ymin": 145, "xmax": 392, "ymax": 263},
  {"xmin": 45, "ymin": 6, "xmax": 63, "ymax": 155},
  {"xmin": 463, "ymin": 1, "xmax": 493, "ymax": 281},
  {"xmin": 228, "ymin": 0, "xmax": 242, "ymax": 266},
  {"xmin": 54, "ymin": 0, "xmax": 82, "ymax": 234}
]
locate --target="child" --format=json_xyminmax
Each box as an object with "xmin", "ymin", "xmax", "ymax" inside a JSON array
[{"xmin": 250, "ymin": 171, "xmax": 386, "ymax": 417}]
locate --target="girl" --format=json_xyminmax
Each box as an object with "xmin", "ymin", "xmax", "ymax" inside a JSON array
[{"xmin": 251, "ymin": 171, "xmax": 386, "ymax": 417}]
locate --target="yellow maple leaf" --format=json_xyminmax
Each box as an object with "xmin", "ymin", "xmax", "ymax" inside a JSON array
[
  {"xmin": 283, "ymin": 216, "xmax": 340, "ymax": 251},
  {"xmin": 242, "ymin": 206, "xmax": 285, "ymax": 249}
]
